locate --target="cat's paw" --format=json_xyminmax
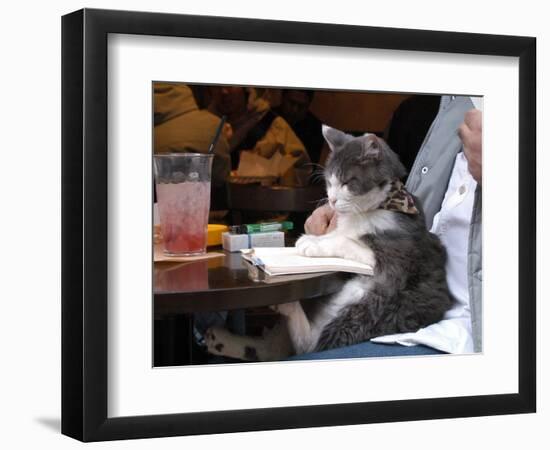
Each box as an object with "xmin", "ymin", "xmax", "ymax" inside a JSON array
[
  {"xmin": 204, "ymin": 326, "xmax": 231, "ymax": 356},
  {"xmin": 296, "ymin": 234, "xmax": 327, "ymax": 257},
  {"xmin": 269, "ymin": 302, "xmax": 298, "ymax": 317},
  {"xmin": 295, "ymin": 234, "xmax": 314, "ymax": 249}
]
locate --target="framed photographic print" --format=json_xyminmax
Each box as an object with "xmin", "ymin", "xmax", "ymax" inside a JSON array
[{"xmin": 62, "ymin": 8, "xmax": 536, "ymax": 442}]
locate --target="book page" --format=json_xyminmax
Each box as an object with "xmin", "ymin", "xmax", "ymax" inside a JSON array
[{"xmin": 241, "ymin": 247, "xmax": 373, "ymax": 276}]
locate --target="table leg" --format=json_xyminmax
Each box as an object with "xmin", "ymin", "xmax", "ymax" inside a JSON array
[{"xmin": 154, "ymin": 315, "xmax": 195, "ymax": 367}]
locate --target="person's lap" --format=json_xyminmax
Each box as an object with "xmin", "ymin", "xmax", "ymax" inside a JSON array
[
  {"xmin": 207, "ymin": 341, "xmax": 444, "ymax": 364},
  {"xmin": 286, "ymin": 341, "xmax": 444, "ymax": 361}
]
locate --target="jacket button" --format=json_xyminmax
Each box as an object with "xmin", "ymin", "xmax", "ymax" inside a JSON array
[{"xmin": 421, "ymin": 166, "xmax": 429, "ymax": 174}]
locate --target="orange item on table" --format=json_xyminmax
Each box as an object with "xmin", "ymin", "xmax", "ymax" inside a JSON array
[{"xmin": 207, "ymin": 224, "xmax": 229, "ymax": 247}]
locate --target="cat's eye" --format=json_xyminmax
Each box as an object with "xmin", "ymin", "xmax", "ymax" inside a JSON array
[{"xmin": 342, "ymin": 177, "xmax": 358, "ymax": 187}]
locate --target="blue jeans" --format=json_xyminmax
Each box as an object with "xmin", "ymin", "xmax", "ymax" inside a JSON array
[{"xmin": 287, "ymin": 341, "xmax": 444, "ymax": 361}]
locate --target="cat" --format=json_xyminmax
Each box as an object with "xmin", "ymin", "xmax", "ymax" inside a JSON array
[{"xmin": 204, "ymin": 126, "xmax": 453, "ymax": 361}]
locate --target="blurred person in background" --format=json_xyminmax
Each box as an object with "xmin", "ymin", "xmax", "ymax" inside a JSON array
[
  {"xmin": 208, "ymin": 86, "xmax": 311, "ymax": 187},
  {"xmin": 275, "ymin": 89, "xmax": 325, "ymax": 165}
]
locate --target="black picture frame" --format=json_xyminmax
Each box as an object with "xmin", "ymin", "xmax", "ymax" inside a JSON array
[{"xmin": 62, "ymin": 8, "xmax": 536, "ymax": 442}]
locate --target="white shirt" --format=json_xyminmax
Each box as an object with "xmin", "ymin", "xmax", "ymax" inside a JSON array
[{"xmin": 371, "ymin": 97, "xmax": 482, "ymax": 354}]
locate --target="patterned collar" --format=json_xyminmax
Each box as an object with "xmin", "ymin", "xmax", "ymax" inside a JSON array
[{"xmin": 379, "ymin": 180, "xmax": 419, "ymax": 215}]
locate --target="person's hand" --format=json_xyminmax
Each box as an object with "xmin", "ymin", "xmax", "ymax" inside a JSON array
[
  {"xmin": 458, "ymin": 109, "xmax": 482, "ymax": 183},
  {"xmin": 304, "ymin": 204, "xmax": 337, "ymax": 235}
]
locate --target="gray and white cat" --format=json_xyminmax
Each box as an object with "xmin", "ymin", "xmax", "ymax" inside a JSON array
[{"xmin": 205, "ymin": 126, "xmax": 453, "ymax": 361}]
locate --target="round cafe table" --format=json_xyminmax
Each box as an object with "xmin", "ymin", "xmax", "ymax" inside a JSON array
[
  {"xmin": 153, "ymin": 249, "xmax": 349, "ymax": 366},
  {"xmin": 154, "ymin": 250, "xmax": 348, "ymax": 318}
]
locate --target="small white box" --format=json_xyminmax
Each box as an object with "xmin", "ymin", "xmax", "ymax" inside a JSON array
[
  {"xmin": 249, "ymin": 231, "xmax": 285, "ymax": 248},
  {"xmin": 222, "ymin": 231, "xmax": 285, "ymax": 252},
  {"xmin": 222, "ymin": 232, "xmax": 249, "ymax": 252}
]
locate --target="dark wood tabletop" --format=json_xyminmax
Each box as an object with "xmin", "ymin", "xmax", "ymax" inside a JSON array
[{"xmin": 154, "ymin": 249, "xmax": 349, "ymax": 318}]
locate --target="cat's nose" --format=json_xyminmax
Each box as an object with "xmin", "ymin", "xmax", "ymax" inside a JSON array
[{"xmin": 328, "ymin": 197, "xmax": 336, "ymax": 207}]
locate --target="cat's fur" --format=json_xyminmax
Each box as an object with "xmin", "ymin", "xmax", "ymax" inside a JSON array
[{"xmin": 205, "ymin": 127, "xmax": 453, "ymax": 361}]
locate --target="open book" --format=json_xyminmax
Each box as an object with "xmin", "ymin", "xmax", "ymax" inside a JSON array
[{"xmin": 241, "ymin": 247, "xmax": 374, "ymax": 278}]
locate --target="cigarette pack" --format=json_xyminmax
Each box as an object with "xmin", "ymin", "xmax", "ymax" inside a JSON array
[
  {"xmin": 222, "ymin": 231, "xmax": 285, "ymax": 252},
  {"xmin": 249, "ymin": 231, "xmax": 284, "ymax": 248}
]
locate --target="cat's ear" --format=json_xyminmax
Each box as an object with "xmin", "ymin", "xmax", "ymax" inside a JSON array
[
  {"xmin": 360, "ymin": 134, "xmax": 382, "ymax": 162},
  {"xmin": 322, "ymin": 125, "xmax": 354, "ymax": 152}
]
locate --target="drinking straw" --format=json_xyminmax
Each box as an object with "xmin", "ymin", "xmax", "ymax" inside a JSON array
[{"xmin": 207, "ymin": 115, "xmax": 227, "ymax": 154}]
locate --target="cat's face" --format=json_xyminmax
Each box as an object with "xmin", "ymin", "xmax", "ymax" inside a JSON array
[{"xmin": 323, "ymin": 126, "xmax": 406, "ymax": 214}]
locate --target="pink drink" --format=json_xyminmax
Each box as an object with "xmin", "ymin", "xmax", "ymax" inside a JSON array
[{"xmin": 156, "ymin": 181, "xmax": 210, "ymax": 255}]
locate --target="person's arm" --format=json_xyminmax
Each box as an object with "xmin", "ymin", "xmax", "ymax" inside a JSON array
[
  {"xmin": 458, "ymin": 109, "xmax": 482, "ymax": 183},
  {"xmin": 304, "ymin": 203, "xmax": 337, "ymax": 235}
]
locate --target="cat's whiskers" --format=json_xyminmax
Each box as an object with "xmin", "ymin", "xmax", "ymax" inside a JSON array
[
  {"xmin": 309, "ymin": 167, "xmax": 326, "ymax": 185},
  {"xmin": 314, "ymin": 197, "xmax": 329, "ymax": 209},
  {"xmin": 310, "ymin": 173, "xmax": 326, "ymax": 185},
  {"xmin": 334, "ymin": 199, "xmax": 356, "ymax": 213},
  {"xmin": 303, "ymin": 162, "xmax": 326, "ymax": 170}
]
